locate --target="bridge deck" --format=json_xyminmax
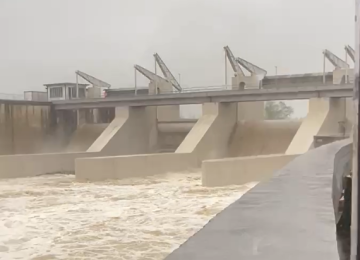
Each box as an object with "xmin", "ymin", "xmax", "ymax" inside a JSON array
[{"xmin": 52, "ymin": 85, "xmax": 353, "ymax": 110}]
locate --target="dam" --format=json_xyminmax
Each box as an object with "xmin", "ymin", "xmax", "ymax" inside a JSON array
[{"xmin": 0, "ymin": 46, "xmax": 356, "ymax": 259}]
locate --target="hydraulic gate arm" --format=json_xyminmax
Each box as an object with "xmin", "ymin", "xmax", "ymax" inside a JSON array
[
  {"xmin": 154, "ymin": 53, "xmax": 182, "ymax": 92},
  {"xmin": 224, "ymin": 46, "xmax": 245, "ymax": 76},
  {"xmin": 75, "ymin": 70, "xmax": 111, "ymax": 88},
  {"xmin": 323, "ymin": 49, "xmax": 349, "ymax": 69},
  {"xmin": 236, "ymin": 57, "xmax": 267, "ymax": 79},
  {"xmin": 345, "ymin": 45, "xmax": 355, "ymax": 62},
  {"xmin": 134, "ymin": 64, "xmax": 168, "ymax": 83}
]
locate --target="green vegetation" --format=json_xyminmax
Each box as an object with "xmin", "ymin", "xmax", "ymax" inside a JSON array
[{"xmin": 265, "ymin": 101, "xmax": 294, "ymax": 120}]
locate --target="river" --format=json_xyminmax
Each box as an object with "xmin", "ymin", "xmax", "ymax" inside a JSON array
[{"xmin": 0, "ymin": 173, "xmax": 256, "ymax": 260}]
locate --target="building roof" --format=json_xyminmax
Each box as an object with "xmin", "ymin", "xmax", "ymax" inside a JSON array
[{"xmin": 43, "ymin": 83, "xmax": 89, "ymax": 88}]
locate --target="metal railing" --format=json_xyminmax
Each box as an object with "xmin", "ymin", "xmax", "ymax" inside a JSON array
[
  {"xmin": 105, "ymin": 85, "xmax": 233, "ymax": 98},
  {"xmin": 0, "ymin": 93, "xmax": 24, "ymax": 100}
]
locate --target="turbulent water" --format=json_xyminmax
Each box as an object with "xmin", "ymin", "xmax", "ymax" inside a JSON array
[{"xmin": 0, "ymin": 173, "xmax": 256, "ymax": 260}]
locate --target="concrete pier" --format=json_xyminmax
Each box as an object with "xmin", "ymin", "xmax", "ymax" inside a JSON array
[
  {"xmin": 286, "ymin": 98, "xmax": 348, "ymax": 155},
  {"xmin": 87, "ymin": 106, "xmax": 157, "ymax": 155},
  {"xmin": 75, "ymin": 102, "xmax": 238, "ymax": 181}
]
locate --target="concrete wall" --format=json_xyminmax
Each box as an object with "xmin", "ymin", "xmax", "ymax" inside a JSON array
[
  {"xmin": 345, "ymin": 98, "xmax": 354, "ymax": 136},
  {"xmin": 318, "ymin": 98, "xmax": 346, "ymax": 136},
  {"xmin": 229, "ymin": 120, "xmax": 301, "ymax": 157},
  {"xmin": 0, "ymin": 151, "xmax": 97, "ymax": 179},
  {"xmin": 332, "ymin": 141, "xmax": 352, "ymax": 223},
  {"xmin": 232, "ymin": 74, "xmax": 260, "ymax": 89},
  {"xmin": 237, "ymin": 102, "xmax": 264, "ymax": 120},
  {"xmin": 231, "ymin": 75, "xmax": 264, "ymax": 120},
  {"xmin": 66, "ymin": 123, "xmax": 108, "ymax": 152},
  {"xmin": 157, "ymin": 122, "xmax": 194, "ymax": 152},
  {"xmin": 149, "ymin": 80, "xmax": 181, "ymax": 122},
  {"xmin": 87, "ymin": 86, "xmax": 102, "ymax": 98},
  {"xmin": 157, "ymin": 105, "xmax": 181, "ymax": 122},
  {"xmin": 333, "ymin": 68, "xmax": 354, "ymax": 84},
  {"xmin": 0, "ymin": 103, "xmax": 54, "ymax": 155},
  {"xmin": 0, "ymin": 105, "xmax": 161, "ymax": 179},
  {"xmin": 157, "ymin": 132, "xmax": 188, "ymax": 152},
  {"xmin": 286, "ymin": 98, "xmax": 347, "ymax": 155},
  {"xmin": 76, "ymin": 153, "xmax": 197, "ymax": 181},
  {"xmin": 262, "ymin": 73, "xmax": 333, "ymax": 87},
  {"xmin": 202, "ymin": 154, "xmax": 298, "ymax": 187}
]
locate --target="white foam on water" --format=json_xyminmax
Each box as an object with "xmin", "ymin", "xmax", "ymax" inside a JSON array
[{"xmin": 0, "ymin": 173, "xmax": 256, "ymax": 260}]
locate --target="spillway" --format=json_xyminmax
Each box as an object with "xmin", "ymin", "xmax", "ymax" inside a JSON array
[{"xmin": 228, "ymin": 120, "xmax": 301, "ymax": 157}]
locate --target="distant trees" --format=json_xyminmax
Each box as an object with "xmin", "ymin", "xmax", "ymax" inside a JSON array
[{"xmin": 265, "ymin": 101, "xmax": 294, "ymax": 120}]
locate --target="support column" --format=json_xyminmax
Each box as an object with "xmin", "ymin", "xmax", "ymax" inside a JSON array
[
  {"xmin": 176, "ymin": 102, "xmax": 237, "ymax": 164},
  {"xmin": 149, "ymin": 80, "xmax": 181, "ymax": 122},
  {"xmin": 87, "ymin": 106, "xmax": 157, "ymax": 156},
  {"xmin": 77, "ymin": 109, "xmax": 86, "ymax": 126},
  {"xmin": 286, "ymin": 98, "xmax": 347, "ymax": 155},
  {"xmin": 232, "ymin": 75, "xmax": 264, "ymax": 120}
]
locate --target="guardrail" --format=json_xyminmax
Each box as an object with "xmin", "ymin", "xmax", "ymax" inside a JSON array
[
  {"xmin": 105, "ymin": 83, "xmax": 352, "ymax": 99},
  {"xmin": 0, "ymin": 93, "xmax": 24, "ymax": 100},
  {"xmin": 105, "ymin": 85, "xmax": 232, "ymax": 98},
  {"xmin": 53, "ymin": 85, "xmax": 354, "ymax": 110}
]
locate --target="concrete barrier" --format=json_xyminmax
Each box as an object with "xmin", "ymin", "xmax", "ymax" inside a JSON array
[
  {"xmin": 0, "ymin": 151, "xmax": 98, "ymax": 179},
  {"xmin": 76, "ymin": 153, "xmax": 197, "ymax": 181},
  {"xmin": 202, "ymin": 154, "xmax": 298, "ymax": 187},
  {"xmin": 0, "ymin": 103, "xmax": 53, "ymax": 155},
  {"xmin": 332, "ymin": 141, "xmax": 352, "ymax": 223}
]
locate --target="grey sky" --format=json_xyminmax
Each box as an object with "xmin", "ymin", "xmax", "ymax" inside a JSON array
[
  {"xmin": 0, "ymin": 0, "xmax": 355, "ymax": 92},
  {"xmin": 1, "ymin": 0, "xmax": 354, "ymax": 118}
]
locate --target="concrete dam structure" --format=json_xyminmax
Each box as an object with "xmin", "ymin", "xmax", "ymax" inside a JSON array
[
  {"xmin": 0, "ymin": 45, "xmax": 356, "ymax": 259},
  {"xmin": 0, "ymin": 95, "xmax": 350, "ymax": 184},
  {"xmin": 0, "ymin": 101, "xmax": 56, "ymax": 155},
  {"xmin": 0, "ymin": 46, "xmax": 355, "ymax": 186}
]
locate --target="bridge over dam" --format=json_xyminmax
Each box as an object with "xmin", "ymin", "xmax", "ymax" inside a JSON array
[
  {"xmin": 52, "ymin": 84, "xmax": 353, "ymax": 110},
  {"xmin": 0, "ymin": 81, "xmax": 353, "ymax": 189}
]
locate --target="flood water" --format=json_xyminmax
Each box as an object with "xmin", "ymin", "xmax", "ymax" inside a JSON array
[{"xmin": 0, "ymin": 173, "xmax": 256, "ymax": 260}]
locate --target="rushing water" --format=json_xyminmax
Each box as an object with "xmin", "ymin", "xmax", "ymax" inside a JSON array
[{"xmin": 0, "ymin": 173, "xmax": 256, "ymax": 260}]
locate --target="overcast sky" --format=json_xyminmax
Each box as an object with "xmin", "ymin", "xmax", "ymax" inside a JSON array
[{"xmin": 0, "ymin": 0, "xmax": 355, "ymax": 116}]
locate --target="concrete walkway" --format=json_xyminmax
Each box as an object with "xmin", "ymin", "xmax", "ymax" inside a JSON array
[{"xmin": 165, "ymin": 140, "xmax": 351, "ymax": 260}]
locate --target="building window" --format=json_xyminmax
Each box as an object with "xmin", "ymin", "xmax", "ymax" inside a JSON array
[
  {"xmin": 69, "ymin": 87, "xmax": 86, "ymax": 98},
  {"xmin": 79, "ymin": 88, "xmax": 85, "ymax": 98},
  {"xmin": 49, "ymin": 87, "xmax": 63, "ymax": 98},
  {"xmin": 70, "ymin": 87, "xmax": 77, "ymax": 98}
]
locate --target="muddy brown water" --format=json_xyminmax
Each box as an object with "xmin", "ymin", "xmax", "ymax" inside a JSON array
[{"xmin": 0, "ymin": 173, "xmax": 255, "ymax": 260}]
